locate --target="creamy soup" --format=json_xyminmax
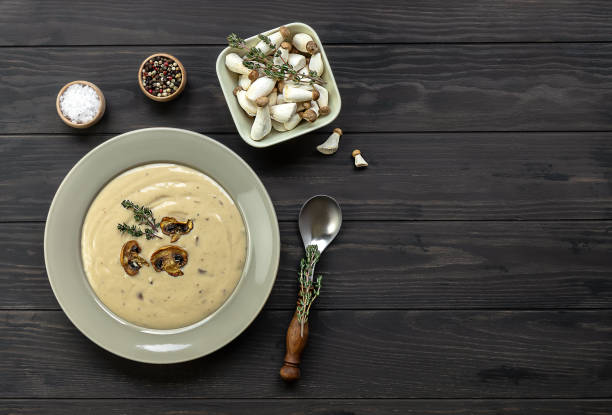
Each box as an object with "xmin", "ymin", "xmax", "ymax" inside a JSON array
[{"xmin": 81, "ymin": 163, "xmax": 247, "ymax": 329}]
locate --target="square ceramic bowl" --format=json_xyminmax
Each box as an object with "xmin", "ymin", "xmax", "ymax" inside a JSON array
[{"xmin": 216, "ymin": 22, "xmax": 341, "ymax": 148}]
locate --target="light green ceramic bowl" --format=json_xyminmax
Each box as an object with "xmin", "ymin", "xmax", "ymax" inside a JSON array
[
  {"xmin": 216, "ymin": 22, "xmax": 342, "ymax": 148},
  {"xmin": 44, "ymin": 128, "xmax": 280, "ymax": 363}
]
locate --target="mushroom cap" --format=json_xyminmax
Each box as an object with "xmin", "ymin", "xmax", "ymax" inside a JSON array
[
  {"xmin": 233, "ymin": 86, "xmax": 242, "ymax": 96},
  {"xmin": 150, "ymin": 245, "xmax": 188, "ymax": 277},
  {"xmin": 312, "ymin": 89, "xmax": 320, "ymax": 100},
  {"xmin": 160, "ymin": 216, "xmax": 193, "ymax": 243},
  {"xmin": 302, "ymin": 109, "xmax": 318, "ymax": 122},
  {"xmin": 333, "ymin": 127, "xmax": 343, "ymax": 135},
  {"xmin": 306, "ymin": 40, "xmax": 319, "ymax": 54},
  {"xmin": 280, "ymin": 41, "xmax": 291, "ymax": 50},
  {"xmin": 120, "ymin": 240, "xmax": 148, "ymax": 276},
  {"xmin": 256, "ymin": 96, "xmax": 269, "ymax": 107},
  {"xmin": 320, "ymin": 106, "xmax": 331, "ymax": 116},
  {"xmin": 248, "ymin": 70, "xmax": 259, "ymax": 81},
  {"xmin": 352, "ymin": 149, "xmax": 361, "ymax": 157},
  {"xmin": 279, "ymin": 26, "xmax": 291, "ymax": 39}
]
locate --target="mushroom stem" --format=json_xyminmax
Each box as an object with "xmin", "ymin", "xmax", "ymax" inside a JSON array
[
  {"xmin": 251, "ymin": 97, "xmax": 272, "ymax": 140},
  {"xmin": 267, "ymin": 88, "xmax": 278, "ymax": 106},
  {"xmin": 269, "ymin": 102, "xmax": 297, "ymax": 123},
  {"xmin": 236, "ymin": 90, "xmax": 257, "ymax": 116},
  {"xmin": 255, "ymin": 31, "xmax": 284, "ymax": 55},
  {"xmin": 292, "ymin": 33, "xmax": 318, "ymax": 54},
  {"xmin": 272, "ymin": 119, "xmax": 288, "ymax": 132},
  {"xmin": 246, "ymin": 76, "xmax": 276, "ymax": 101},
  {"xmin": 309, "ymin": 52, "xmax": 324, "ymax": 76},
  {"xmin": 225, "ymin": 53, "xmax": 250, "ymax": 75},
  {"xmin": 284, "ymin": 112, "xmax": 302, "ymax": 130},
  {"xmin": 274, "ymin": 42, "xmax": 291, "ymax": 66},
  {"xmin": 238, "ymin": 74, "xmax": 252, "ymax": 90},
  {"xmin": 283, "ymin": 85, "xmax": 319, "ymax": 102},
  {"xmin": 288, "ymin": 53, "xmax": 306, "ymax": 71},
  {"xmin": 352, "ymin": 149, "xmax": 369, "ymax": 168},
  {"xmin": 317, "ymin": 128, "xmax": 343, "ymax": 155},
  {"xmin": 313, "ymin": 84, "xmax": 329, "ymax": 115}
]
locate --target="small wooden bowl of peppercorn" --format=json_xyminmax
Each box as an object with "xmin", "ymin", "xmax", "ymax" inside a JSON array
[{"xmin": 138, "ymin": 53, "xmax": 186, "ymax": 102}]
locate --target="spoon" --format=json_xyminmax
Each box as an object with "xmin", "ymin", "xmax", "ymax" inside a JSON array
[{"xmin": 280, "ymin": 195, "xmax": 342, "ymax": 382}]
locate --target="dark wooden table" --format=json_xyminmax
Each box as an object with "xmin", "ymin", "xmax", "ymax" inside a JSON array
[{"xmin": 2, "ymin": 1, "xmax": 612, "ymax": 414}]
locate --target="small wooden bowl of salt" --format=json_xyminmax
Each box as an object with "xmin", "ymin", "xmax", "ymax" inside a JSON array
[{"xmin": 56, "ymin": 80, "xmax": 106, "ymax": 128}]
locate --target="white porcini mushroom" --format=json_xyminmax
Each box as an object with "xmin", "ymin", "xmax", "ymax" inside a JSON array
[
  {"xmin": 301, "ymin": 100, "xmax": 319, "ymax": 123},
  {"xmin": 288, "ymin": 53, "xmax": 306, "ymax": 71},
  {"xmin": 236, "ymin": 90, "xmax": 257, "ymax": 116},
  {"xmin": 274, "ymin": 41, "xmax": 291, "ymax": 66},
  {"xmin": 352, "ymin": 149, "xmax": 368, "ymax": 168},
  {"xmin": 272, "ymin": 119, "xmax": 288, "ymax": 132},
  {"xmin": 255, "ymin": 31, "xmax": 284, "ymax": 55},
  {"xmin": 284, "ymin": 112, "xmax": 302, "ymax": 130},
  {"xmin": 238, "ymin": 74, "xmax": 252, "ymax": 90},
  {"xmin": 269, "ymin": 102, "xmax": 297, "ymax": 123},
  {"xmin": 296, "ymin": 101, "xmax": 311, "ymax": 112},
  {"xmin": 251, "ymin": 96, "xmax": 271, "ymax": 140},
  {"xmin": 292, "ymin": 33, "xmax": 319, "ymax": 54},
  {"xmin": 246, "ymin": 76, "xmax": 276, "ymax": 101},
  {"xmin": 225, "ymin": 53, "xmax": 250, "ymax": 75},
  {"xmin": 267, "ymin": 88, "xmax": 278, "ymax": 106},
  {"xmin": 316, "ymin": 128, "xmax": 343, "ymax": 155},
  {"xmin": 309, "ymin": 52, "xmax": 324, "ymax": 76},
  {"xmin": 313, "ymin": 84, "xmax": 329, "ymax": 115},
  {"xmin": 283, "ymin": 84, "xmax": 319, "ymax": 102},
  {"xmin": 276, "ymin": 93, "xmax": 285, "ymax": 104}
]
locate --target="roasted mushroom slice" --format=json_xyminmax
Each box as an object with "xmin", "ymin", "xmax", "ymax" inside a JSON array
[
  {"xmin": 120, "ymin": 240, "xmax": 149, "ymax": 276},
  {"xmin": 150, "ymin": 245, "xmax": 188, "ymax": 277},
  {"xmin": 159, "ymin": 217, "xmax": 193, "ymax": 242}
]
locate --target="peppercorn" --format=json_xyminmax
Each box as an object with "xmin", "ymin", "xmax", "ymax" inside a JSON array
[{"xmin": 140, "ymin": 55, "xmax": 183, "ymax": 98}]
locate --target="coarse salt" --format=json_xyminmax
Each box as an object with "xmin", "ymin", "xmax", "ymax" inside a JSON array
[{"xmin": 59, "ymin": 83, "xmax": 101, "ymax": 124}]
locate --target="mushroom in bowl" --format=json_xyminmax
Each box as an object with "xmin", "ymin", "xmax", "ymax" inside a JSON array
[{"xmin": 216, "ymin": 23, "xmax": 341, "ymax": 148}]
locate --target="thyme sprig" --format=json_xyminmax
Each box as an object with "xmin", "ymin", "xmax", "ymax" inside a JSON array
[
  {"xmin": 117, "ymin": 223, "xmax": 145, "ymax": 238},
  {"xmin": 117, "ymin": 200, "xmax": 161, "ymax": 239},
  {"xmin": 227, "ymin": 33, "xmax": 326, "ymax": 86},
  {"xmin": 296, "ymin": 245, "xmax": 323, "ymax": 337}
]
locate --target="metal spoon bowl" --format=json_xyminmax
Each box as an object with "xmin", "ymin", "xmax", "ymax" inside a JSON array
[{"xmin": 298, "ymin": 195, "xmax": 342, "ymax": 253}]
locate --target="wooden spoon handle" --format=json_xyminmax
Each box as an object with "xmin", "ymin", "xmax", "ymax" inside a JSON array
[{"xmin": 280, "ymin": 312, "xmax": 309, "ymax": 382}]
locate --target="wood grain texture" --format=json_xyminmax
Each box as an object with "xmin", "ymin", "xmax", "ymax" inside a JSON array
[
  {"xmin": 1, "ymin": 310, "xmax": 611, "ymax": 398},
  {"xmin": 3, "ymin": 221, "xmax": 612, "ymax": 311},
  {"xmin": 4, "ymin": 44, "xmax": 612, "ymax": 134},
  {"xmin": 2, "ymin": 0, "xmax": 612, "ymax": 45},
  {"xmin": 2, "ymin": 399, "xmax": 612, "ymax": 415},
  {"xmin": 3, "ymin": 0, "xmax": 612, "ymax": 411},
  {"xmin": 1, "ymin": 132, "xmax": 611, "ymax": 222}
]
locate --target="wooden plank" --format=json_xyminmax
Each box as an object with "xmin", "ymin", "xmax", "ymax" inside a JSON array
[
  {"xmin": 2, "ymin": 399, "xmax": 611, "ymax": 415},
  {"xmin": 1, "ymin": 132, "xmax": 611, "ymax": 222},
  {"xmin": 1, "ymin": 310, "xmax": 611, "ymax": 398},
  {"xmin": 2, "ymin": 0, "xmax": 612, "ymax": 45},
  {"xmin": 3, "ymin": 221, "xmax": 611, "ymax": 310},
  {"xmin": 4, "ymin": 44, "xmax": 612, "ymax": 134}
]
